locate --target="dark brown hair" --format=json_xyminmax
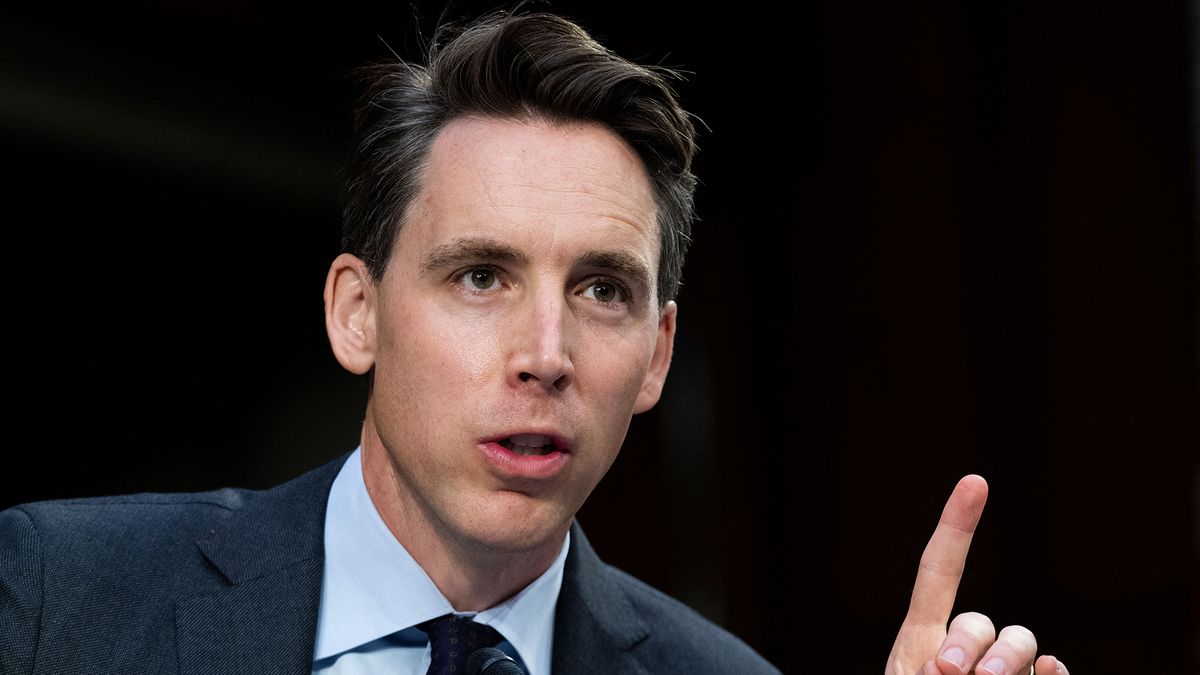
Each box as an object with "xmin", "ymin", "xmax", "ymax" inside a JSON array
[{"xmin": 339, "ymin": 4, "xmax": 699, "ymax": 308}]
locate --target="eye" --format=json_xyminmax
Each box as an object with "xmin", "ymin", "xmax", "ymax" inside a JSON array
[
  {"xmin": 581, "ymin": 279, "xmax": 628, "ymax": 305},
  {"xmin": 457, "ymin": 267, "xmax": 501, "ymax": 292}
]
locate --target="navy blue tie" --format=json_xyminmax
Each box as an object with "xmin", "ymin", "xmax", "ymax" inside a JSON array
[{"xmin": 418, "ymin": 614, "xmax": 506, "ymax": 675}]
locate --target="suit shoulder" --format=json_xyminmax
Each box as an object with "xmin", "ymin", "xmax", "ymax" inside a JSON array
[
  {"xmin": 601, "ymin": 563, "xmax": 781, "ymax": 674},
  {"xmin": 2, "ymin": 487, "xmax": 258, "ymax": 572},
  {"xmin": 9, "ymin": 485, "xmax": 252, "ymax": 526},
  {"xmin": 12, "ymin": 485, "xmax": 252, "ymax": 514}
]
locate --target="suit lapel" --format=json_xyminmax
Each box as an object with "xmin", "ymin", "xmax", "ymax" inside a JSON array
[
  {"xmin": 174, "ymin": 452, "xmax": 352, "ymax": 675},
  {"xmin": 552, "ymin": 521, "xmax": 653, "ymax": 675}
]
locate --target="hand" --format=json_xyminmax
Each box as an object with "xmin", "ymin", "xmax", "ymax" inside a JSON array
[{"xmin": 884, "ymin": 475, "xmax": 1069, "ymax": 675}]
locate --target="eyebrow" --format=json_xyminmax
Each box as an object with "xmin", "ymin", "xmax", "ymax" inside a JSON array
[
  {"xmin": 421, "ymin": 237, "xmax": 527, "ymax": 274},
  {"xmin": 420, "ymin": 236, "xmax": 653, "ymax": 297}
]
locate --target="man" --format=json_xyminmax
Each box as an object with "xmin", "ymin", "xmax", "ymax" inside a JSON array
[{"xmin": 0, "ymin": 7, "xmax": 1067, "ymax": 675}]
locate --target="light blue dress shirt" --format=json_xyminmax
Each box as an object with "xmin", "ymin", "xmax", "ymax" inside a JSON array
[{"xmin": 311, "ymin": 445, "xmax": 569, "ymax": 675}]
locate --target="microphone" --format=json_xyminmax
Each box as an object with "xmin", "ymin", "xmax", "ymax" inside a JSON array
[{"xmin": 466, "ymin": 647, "xmax": 526, "ymax": 675}]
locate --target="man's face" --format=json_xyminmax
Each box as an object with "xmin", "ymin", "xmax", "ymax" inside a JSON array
[{"xmin": 360, "ymin": 115, "xmax": 676, "ymax": 555}]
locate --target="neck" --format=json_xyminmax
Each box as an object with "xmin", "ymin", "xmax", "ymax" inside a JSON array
[{"xmin": 358, "ymin": 422, "xmax": 565, "ymax": 612}]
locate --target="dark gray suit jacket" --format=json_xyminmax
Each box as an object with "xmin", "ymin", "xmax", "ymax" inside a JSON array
[{"xmin": 0, "ymin": 450, "xmax": 779, "ymax": 674}]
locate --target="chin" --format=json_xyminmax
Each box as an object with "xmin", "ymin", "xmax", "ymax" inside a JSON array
[{"xmin": 456, "ymin": 491, "xmax": 571, "ymax": 554}]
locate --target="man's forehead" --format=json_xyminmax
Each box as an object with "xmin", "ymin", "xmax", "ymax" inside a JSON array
[
  {"xmin": 399, "ymin": 116, "xmax": 660, "ymax": 278},
  {"xmin": 433, "ymin": 115, "xmax": 649, "ymax": 171},
  {"xmin": 424, "ymin": 116, "xmax": 656, "ymax": 215}
]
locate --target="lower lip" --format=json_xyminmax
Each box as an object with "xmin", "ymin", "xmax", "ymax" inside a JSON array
[{"xmin": 479, "ymin": 442, "xmax": 569, "ymax": 480}]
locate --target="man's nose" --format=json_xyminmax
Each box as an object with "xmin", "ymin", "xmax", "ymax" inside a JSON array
[{"xmin": 507, "ymin": 289, "xmax": 575, "ymax": 393}]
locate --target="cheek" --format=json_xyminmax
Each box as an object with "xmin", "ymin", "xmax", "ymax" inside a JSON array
[
  {"xmin": 444, "ymin": 318, "xmax": 504, "ymax": 384},
  {"xmin": 378, "ymin": 303, "xmax": 504, "ymax": 408},
  {"xmin": 583, "ymin": 326, "xmax": 658, "ymax": 407}
]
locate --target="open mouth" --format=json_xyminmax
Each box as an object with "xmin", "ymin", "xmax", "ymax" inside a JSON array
[
  {"xmin": 495, "ymin": 432, "xmax": 562, "ymax": 456},
  {"xmin": 479, "ymin": 431, "xmax": 571, "ymax": 479}
]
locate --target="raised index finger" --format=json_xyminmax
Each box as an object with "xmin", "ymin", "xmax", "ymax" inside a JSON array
[{"xmin": 904, "ymin": 474, "xmax": 988, "ymax": 626}]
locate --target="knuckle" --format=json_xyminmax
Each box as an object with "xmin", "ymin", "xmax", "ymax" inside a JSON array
[
  {"xmin": 948, "ymin": 611, "xmax": 996, "ymax": 642},
  {"xmin": 997, "ymin": 624, "xmax": 1038, "ymax": 652},
  {"xmin": 938, "ymin": 517, "xmax": 976, "ymax": 536},
  {"xmin": 917, "ymin": 555, "xmax": 963, "ymax": 578}
]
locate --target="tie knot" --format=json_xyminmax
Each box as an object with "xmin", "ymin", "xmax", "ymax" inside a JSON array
[{"xmin": 418, "ymin": 614, "xmax": 506, "ymax": 675}]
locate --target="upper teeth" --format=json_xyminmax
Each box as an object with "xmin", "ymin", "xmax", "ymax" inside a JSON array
[
  {"xmin": 499, "ymin": 434, "xmax": 556, "ymax": 456},
  {"xmin": 509, "ymin": 433, "xmax": 553, "ymax": 448}
]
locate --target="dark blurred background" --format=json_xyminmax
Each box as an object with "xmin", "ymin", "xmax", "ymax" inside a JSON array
[{"xmin": 2, "ymin": 0, "xmax": 1196, "ymax": 671}]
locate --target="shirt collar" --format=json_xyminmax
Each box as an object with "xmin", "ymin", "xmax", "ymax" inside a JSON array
[{"xmin": 313, "ymin": 445, "xmax": 569, "ymax": 675}]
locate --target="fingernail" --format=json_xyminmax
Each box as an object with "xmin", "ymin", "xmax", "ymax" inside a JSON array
[
  {"xmin": 979, "ymin": 656, "xmax": 1007, "ymax": 675},
  {"xmin": 939, "ymin": 646, "xmax": 966, "ymax": 669}
]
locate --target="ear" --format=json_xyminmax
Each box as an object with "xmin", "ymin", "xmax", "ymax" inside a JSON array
[
  {"xmin": 324, "ymin": 252, "xmax": 377, "ymax": 376},
  {"xmin": 632, "ymin": 300, "xmax": 678, "ymax": 414}
]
